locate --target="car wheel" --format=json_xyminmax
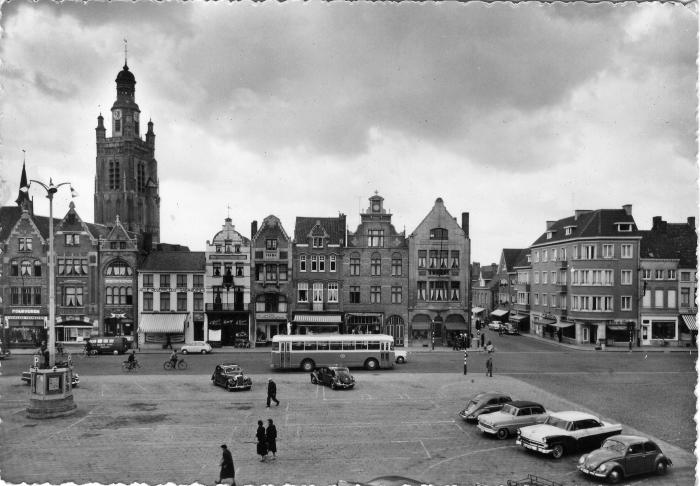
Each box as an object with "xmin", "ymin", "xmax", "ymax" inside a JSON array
[
  {"xmin": 397, "ymin": 356, "xmax": 405, "ymax": 364},
  {"xmin": 364, "ymin": 358, "xmax": 379, "ymax": 370},
  {"xmin": 551, "ymin": 444, "xmax": 565, "ymax": 459},
  {"xmin": 496, "ymin": 428, "xmax": 509, "ymax": 440},
  {"xmin": 607, "ymin": 467, "xmax": 623, "ymax": 484},
  {"xmin": 201, "ymin": 349, "xmax": 207, "ymax": 354},
  {"xmin": 113, "ymin": 350, "xmax": 119, "ymax": 355},
  {"xmin": 301, "ymin": 359, "xmax": 315, "ymax": 372},
  {"xmin": 181, "ymin": 349, "xmax": 188, "ymax": 354},
  {"xmin": 655, "ymin": 460, "xmax": 668, "ymax": 475}
]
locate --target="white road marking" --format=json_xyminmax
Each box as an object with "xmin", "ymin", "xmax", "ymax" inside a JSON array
[
  {"xmin": 423, "ymin": 445, "xmax": 517, "ymax": 472},
  {"xmin": 133, "ymin": 381, "xmax": 148, "ymax": 392},
  {"xmin": 419, "ymin": 439, "xmax": 431, "ymax": 459}
]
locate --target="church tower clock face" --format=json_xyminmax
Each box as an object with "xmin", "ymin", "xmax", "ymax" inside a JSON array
[{"xmin": 133, "ymin": 112, "xmax": 139, "ymax": 122}]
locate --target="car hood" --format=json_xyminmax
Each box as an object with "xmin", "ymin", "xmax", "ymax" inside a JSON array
[
  {"xmin": 581, "ymin": 449, "xmax": 621, "ymax": 469},
  {"xmin": 335, "ymin": 374, "xmax": 353, "ymax": 383},
  {"xmin": 479, "ymin": 411, "xmax": 511, "ymax": 425},
  {"xmin": 519, "ymin": 424, "xmax": 566, "ymax": 442}
]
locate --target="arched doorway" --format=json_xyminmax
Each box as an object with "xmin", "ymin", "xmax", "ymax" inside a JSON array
[{"xmin": 411, "ymin": 314, "xmax": 431, "ymax": 346}]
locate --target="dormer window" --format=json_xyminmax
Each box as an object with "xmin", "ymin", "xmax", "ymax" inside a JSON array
[
  {"xmin": 312, "ymin": 237, "xmax": 324, "ymax": 248},
  {"xmin": 564, "ymin": 226, "xmax": 575, "ymax": 236},
  {"xmin": 224, "ymin": 240, "xmax": 232, "ymax": 253},
  {"xmin": 546, "ymin": 231, "xmax": 554, "ymax": 240},
  {"xmin": 616, "ymin": 223, "xmax": 633, "ymax": 232}
]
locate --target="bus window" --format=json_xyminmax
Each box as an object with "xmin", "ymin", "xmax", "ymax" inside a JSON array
[
  {"xmin": 330, "ymin": 341, "xmax": 342, "ymax": 350},
  {"xmin": 368, "ymin": 341, "xmax": 380, "ymax": 350},
  {"xmin": 342, "ymin": 341, "xmax": 356, "ymax": 350},
  {"xmin": 292, "ymin": 341, "xmax": 304, "ymax": 351},
  {"xmin": 317, "ymin": 341, "xmax": 329, "ymax": 351},
  {"xmin": 356, "ymin": 341, "xmax": 368, "ymax": 350},
  {"xmin": 271, "ymin": 342, "xmax": 279, "ymax": 352},
  {"xmin": 304, "ymin": 341, "xmax": 317, "ymax": 351}
]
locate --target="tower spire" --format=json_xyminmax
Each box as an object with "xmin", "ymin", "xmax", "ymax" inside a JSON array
[
  {"xmin": 124, "ymin": 38, "xmax": 128, "ymax": 67},
  {"xmin": 15, "ymin": 149, "xmax": 31, "ymax": 211}
]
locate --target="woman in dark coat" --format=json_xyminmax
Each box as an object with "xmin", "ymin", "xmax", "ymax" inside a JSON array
[
  {"xmin": 256, "ymin": 420, "xmax": 268, "ymax": 462},
  {"xmin": 266, "ymin": 419, "xmax": 277, "ymax": 460}
]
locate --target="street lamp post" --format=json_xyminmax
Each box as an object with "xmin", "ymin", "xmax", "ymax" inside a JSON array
[{"xmin": 25, "ymin": 177, "xmax": 78, "ymax": 418}]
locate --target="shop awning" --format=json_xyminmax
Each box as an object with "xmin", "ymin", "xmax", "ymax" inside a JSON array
[
  {"xmin": 490, "ymin": 309, "xmax": 509, "ymax": 317},
  {"xmin": 606, "ymin": 324, "xmax": 629, "ymax": 331},
  {"xmin": 471, "ymin": 307, "xmax": 485, "ymax": 314},
  {"xmin": 445, "ymin": 322, "xmax": 468, "ymax": 331},
  {"xmin": 293, "ymin": 314, "xmax": 342, "ymax": 323},
  {"xmin": 411, "ymin": 322, "xmax": 431, "ymax": 330},
  {"xmin": 139, "ymin": 313, "xmax": 187, "ymax": 333},
  {"xmin": 550, "ymin": 321, "xmax": 575, "ymax": 328},
  {"xmin": 681, "ymin": 314, "xmax": 697, "ymax": 331},
  {"xmin": 509, "ymin": 314, "xmax": 529, "ymax": 322}
]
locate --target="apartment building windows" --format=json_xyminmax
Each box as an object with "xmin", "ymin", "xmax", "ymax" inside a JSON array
[
  {"xmin": 584, "ymin": 245, "xmax": 596, "ymax": 260},
  {"xmin": 329, "ymin": 255, "xmax": 336, "ymax": 272},
  {"xmin": 534, "ymin": 293, "xmax": 540, "ymax": 306},
  {"xmin": 391, "ymin": 254, "xmax": 402, "ymax": 276},
  {"xmin": 213, "ymin": 262, "xmax": 222, "ymax": 277},
  {"xmin": 266, "ymin": 239, "xmax": 278, "ymax": 251},
  {"xmin": 160, "ymin": 274, "xmax": 170, "ymax": 288},
  {"xmin": 350, "ymin": 254, "xmax": 360, "ymax": 276},
  {"xmin": 450, "ymin": 251, "xmax": 460, "ymax": 269},
  {"xmin": 654, "ymin": 290, "xmax": 664, "ymax": 308},
  {"xmin": 298, "ymin": 282, "xmax": 308, "ymax": 303},
  {"xmin": 193, "ymin": 292, "xmax": 203, "ymax": 311},
  {"xmin": 551, "ymin": 248, "xmax": 558, "ymax": 261},
  {"xmin": 319, "ymin": 256, "xmax": 326, "ymax": 272},
  {"xmin": 680, "ymin": 271, "xmax": 692, "ymax": 282},
  {"xmin": 621, "ymin": 296, "xmax": 632, "ymax": 311},
  {"xmin": 543, "ymin": 272, "xmax": 548, "ymax": 284},
  {"xmin": 313, "ymin": 283, "xmax": 323, "ymax": 304},
  {"xmin": 642, "ymin": 269, "xmax": 652, "ymax": 280},
  {"xmin": 349, "ymin": 286, "xmax": 360, "ymax": 304},
  {"xmin": 428, "ymin": 250, "xmax": 438, "ymax": 269},
  {"xmin": 279, "ymin": 265, "xmax": 288, "ymax": 281},
  {"xmin": 177, "ymin": 292, "xmax": 187, "ymax": 311},
  {"xmin": 299, "ymin": 255, "xmax": 306, "ymax": 272},
  {"xmin": 621, "ymin": 270, "xmax": 632, "ymax": 285},
  {"xmin": 450, "ymin": 281, "xmax": 460, "ymax": 301},
  {"xmin": 417, "ymin": 281, "xmax": 427, "ymax": 301},
  {"xmin": 177, "ymin": 274, "xmax": 188, "ymax": 288},
  {"xmin": 681, "ymin": 288, "xmax": 690, "ymax": 307},
  {"xmin": 418, "ymin": 250, "xmax": 427, "ymax": 269},
  {"xmin": 602, "ymin": 244, "xmax": 614, "ymax": 258},
  {"xmin": 534, "ymin": 272, "xmax": 540, "ymax": 284},
  {"xmin": 534, "ymin": 251, "xmax": 540, "ymax": 263},
  {"xmin": 543, "ymin": 250, "xmax": 548, "ymax": 262},
  {"xmin": 429, "ymin": 228, "xmax": 448, "ymax": 240},
  {"xmin": 143, "ymin": 292, "xmax": 153, "ymax": 311},
  {"xmin": 560, "ymin": 247, "xmax": 567, "ymax": 260},
  {"xmin": 143, "ymin": 274, "xmax": 153, "ymax": 287},
  {"xmin": 370, "ymin": 286, "xmax": 381, "ymax": 303},
  {"xmin": 667, "ymin": 270, "xmax": 676, "ymax": 280},
  {"xmin": 667, "ymin": 290, "xmax": 677, "ymax": 308},
  {"xmin": 371, "ymin": 254, "xmax": 382, "ymax": 276},
  {"xmin": 551, "ymin": 271, "xmax": 557, "ymax": 284},
  {"xmin": 655, "ymin": 269, "xmax": 664, "ymax": 280},
  {"xmin": 18, "ymin": 237, "xmax": 32, "ymax": 251},
  {"xmin": 328, "ymin": 282, "xmax": 339, "ymax": 303},
  {"xmin": 160, "ymin": 293, "xmax": 170, "ymax": 311},
  {"xmin": 311, "ymin": 255, "xmax": 318, "ymax": 272},
  {"xmin": 573, "ymin": 246, "xmax": 580, "ymax": 260},
  {"xmin": 621, "ymin": 244, "xmax": 633, "ymax": 258},
  {"xmin": 642, "ymin": 289, "xmax": 652, "ymax": 308},
  {"xmin": 391, "ymin": 286, "xmax": 402, "ymax": 304},
  {"xmin": 368, "ymin": 229, "xmax": 384, "ymax": 247},
  {"xmin": 265, "ymin": 264, "xmax": 277, "ymax": 281},
  {"xmin": 312, "ymin": 237, "xmax": 323, "ymax": 248}
]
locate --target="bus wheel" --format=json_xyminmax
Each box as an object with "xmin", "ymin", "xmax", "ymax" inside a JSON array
[
  {"xmin": 301, "ymin": 359, "xmax": 315, "ymax": 372},
  {"xmin": 364, "ymin": 358, "xmax": 379, "ymax": 370}
]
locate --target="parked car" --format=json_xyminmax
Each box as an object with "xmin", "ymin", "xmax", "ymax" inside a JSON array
[
  {"xmin": 338, "ymin": 476, "xmax": 425, "ymax": 486},
  {"xmin": 91, "ymin": 336, "xmax": 130, "ymax": 355},
  {"xmin": 502, "ymin": 322, "xmax": 520, "ymax": 335},
  {"xmin": 577, "ymin": 435, "xmax": 672, "ymax": 483},
  {"xmin": 211, "ymin": 363, "xmax": 252, "ymax": 391},
  {"xmin": 310, "ymin": 365, "xmax": 355, "ymax": 389},
  {"xmin": 458, "ymin": 391, "xmax": 512, "ymax": 422},
  {"xmin": 516, "ymin": 411, "xmax": 622, "ymax": 459},
  {"xmin": 395, "ymin": 350, "xmax": 408, "ymax": 364},
  {"xmin": 488, "ymin": 321, "xmax": 503, "ymax": 331},
  {"xmin": 477, "ymin": 400, "xmax": 548, "ymax": 439},
  {"xmin": 180, "ymin": 341, "xmax": 212, "ymax": 354}
]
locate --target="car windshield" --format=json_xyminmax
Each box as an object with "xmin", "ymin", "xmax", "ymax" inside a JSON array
[
  {"xmin": 544, "ymin": 416, "xmax": 570, "ymax": 430},
  {"xmin": 601, "ymin": 439, "xmax": 627, "ymax": 453},
  {"xmin": 501, "ymin": 404, "xmax": 517, "ymax": 416},
  {"xmin": 223, "ymin": 366, "xmax": 242, "ymax": 374},
  {"xmin": 334, "ymin": 367, "xmax": 350, "ymax": 373}
]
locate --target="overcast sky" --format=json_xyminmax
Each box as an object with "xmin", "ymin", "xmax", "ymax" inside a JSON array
[{"xmin": 0, "ymin": 1, "xmax": 696, "ymax": 264}]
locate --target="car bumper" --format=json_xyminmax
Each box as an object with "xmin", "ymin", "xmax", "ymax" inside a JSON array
[
  {"xmin": 477, "ymin": 423, "xmax": 497, "ymax": 435},
  {"xmin": 459, "ymin": 411, "xmax": 477, "ymax": 421},
  {"xmin": 577, "ymin": 465, "xmax": 608, "ymax": 478},
  {"xmin": 333, "ymin": 383, "xmax": 355, "ymax": 389},
  {"xmin": 516, "ymin": 438, "xmax": 553, "ymax": 455}
]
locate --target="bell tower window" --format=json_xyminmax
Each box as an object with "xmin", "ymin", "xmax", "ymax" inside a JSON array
[
  {"xmin": 137, "ymin": 163, "xmax": 146, "ymax": 191},
  {"xmin": 109, "ymin": 161, "xmax": 121, "ymax": 190}
]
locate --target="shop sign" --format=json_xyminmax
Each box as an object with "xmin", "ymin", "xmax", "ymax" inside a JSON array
[
  {"xmin": 12, "ymin": 308, "xmax": 40, "ymax": 314},
  {"xmin": 256, "ymin": 312, "xmax": 286, "ymax": 320},
  {"xmin": 141, "ymin": 288, "xmax": 205, "ymax": 292}
]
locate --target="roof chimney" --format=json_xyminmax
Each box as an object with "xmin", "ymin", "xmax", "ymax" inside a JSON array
[
  {"xmin": 652, "ymin": 216, "xmax": 662, "ymax": 230},
  {"xmin": 622, "ymin": 204, "xmax": 632, "ymax": 216},
  {"xmin": 688, "ymin": 217, "xmax": 695, "ymax": 231},
  {"xmin": 574, "ymin": 210, "xmax": 591, "ymax": 220},
  {"xmin": 546, "ymin": 221, "xmax": 555, "ymax": 230},
  {"xmin": 251, "ymin": 220, "xmax": 258, "ymax": 239},
  {"xmin": 461, "ymin": 212, "xmax": 469, "ymax": 238}
]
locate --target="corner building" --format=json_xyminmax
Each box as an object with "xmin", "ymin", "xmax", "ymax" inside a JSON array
[
  {"xmin": 408, "ymin": 198, "xmax": 471, "ymax": 347},
  {"xmin": 343, "ymin": 194, "xmax": 408, "ymax": 345},
  {"xmin": 94, "ymin": 62, "xmax": 160, "ymax": 248}
]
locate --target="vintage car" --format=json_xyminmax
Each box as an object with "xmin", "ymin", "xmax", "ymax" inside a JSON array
[
  {"xmin": 338, "ymin": 476, "xmax": 425, "ymax": 486},
  {"xmin": 395, "ymin": 350, "xmax": 408, "ymax": 364},
  {"xmin": 577, "ymin": 435, "xmax": 672, "ymax": 483},
  {"xmin": 179, "ymin": 341, "xmax": 212, "ymax": 354},
  {"xmin": 310, "ymin": 365, "xmax": 355, "ymax": 389},
  {"xmin": 487, "ymin": 321, "xmax": 504, "ymax": 331},
  {"xmin": 459, "ymin": 391, "xmax": 513, "ymax": 422},
  {"xmin": 211, "ymin": 363, "xmax": 252, "ymax": 391},
  {"xmin": 517, "ymin": 411, "xmax": 622, "ymax": 459},
  {"xmin": 502, "ymin": 322, "xmax": 520, "ymax": 335},
  {"xmin": 477, "ymin": 400, "xmax": 548, "ymax": 439}
]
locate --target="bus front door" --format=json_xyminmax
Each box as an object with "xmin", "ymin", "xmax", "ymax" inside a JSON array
[
  {"xmin": 380, "ymin": 341, "xmax": 392, "ymax": 368},
  {"xmin": 281, "ymin": 341, "xmax": 291, "ymax": 368}
]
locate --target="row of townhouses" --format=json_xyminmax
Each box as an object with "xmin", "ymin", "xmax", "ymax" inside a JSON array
[{"xmin": 473, "ymin": 208, "xmax": 697, "ymax": 348}]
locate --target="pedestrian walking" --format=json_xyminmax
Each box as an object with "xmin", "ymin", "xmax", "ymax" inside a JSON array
[
  {"xmin": 486, "ymin": 356, "xmax": 493, "ymax": 377},
  {"xmin": 218, "ymin": 444, "xmax": 235, "ymax": 485},
  {"xmin": 266, "ymin": 419, "xmax": 277, "ymax": 460},
  {"xmin": 165, "ymin": 334, "xmax": 173, "ymax": 350},
  {"xmin": 256, "ymin": 420, "xmax": 268, "ymax": 462},
  {"xmin": 486, "ymin": 340, "xmax": 494, "ymax": 354},
  {"xmin": 266, "ymin": 378, "xmax": 280, "ymax": 407}
]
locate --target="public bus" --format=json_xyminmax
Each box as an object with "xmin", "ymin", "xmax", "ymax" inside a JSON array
[{"xmin": 271, "ymin": 333, "xmax": 395, "ymax": 371}]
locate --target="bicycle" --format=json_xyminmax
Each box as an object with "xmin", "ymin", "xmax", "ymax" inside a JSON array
[
  {"xmin": 163, "ymin": 358, "xmax": 187, "ymax": 370},
  {"xmin": 121, "ymin": 360, "xmax": 141, "ymax": 372},
  {"xmin": 81, "ymin": 347, "xmax": 98, "ymax": 358}
]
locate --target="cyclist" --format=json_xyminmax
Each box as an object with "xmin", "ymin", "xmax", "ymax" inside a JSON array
[
  {"xmin": 126, "ymin": 349, "xmax": 137, "ymax": 370},
  {"xmin": 83, "ymin": 339, "xmax": 95, "ymax": 356},
  {"xmin": 169, "ymin": 349, "xmax": 178, "ymax": 369}
]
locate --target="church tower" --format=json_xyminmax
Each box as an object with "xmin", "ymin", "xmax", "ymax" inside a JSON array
[{"xmin": 94, "ymin": 59, "xmax": 160, "ymax": 248}]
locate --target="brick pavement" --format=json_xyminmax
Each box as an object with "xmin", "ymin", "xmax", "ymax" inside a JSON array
[{"xmin": 0, "ymin": 373, "xmax": 695, "ymax": 486}]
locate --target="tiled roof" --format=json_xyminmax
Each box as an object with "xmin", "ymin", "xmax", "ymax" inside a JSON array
[
  {"xmin": 502, "ymin": 248, "xmax": 525, "ymax": 271},
  {"xmin": 513, "ymin": 248, "xmax": 531, "ymax": 268},
  {"xmin": 640, "ymin": 220, "xmax": 697, "ymax": 267},
  {"xmin": 531, "ymin": 208, "xmax": 638, "ymax": 246},
  {"xmin": 0, "ymin": 206, "xmax": 23, "ymax": 241},
  {"xmin": 294, "ymin": 215, "xmax": 346, "ymax": 245},
  {"xmin": 140, "ymin": 250, "xmax": 206, "ymax": 272}
]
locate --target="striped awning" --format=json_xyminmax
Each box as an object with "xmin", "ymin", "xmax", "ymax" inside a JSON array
[
  {"xmin": 293, "ymin": 314, "xmax": 342, "ymax": 323},
  {"xmin": 509, "ymin": 314, "xmax": 529, "ymax": 322},
  {"xmin": 139, "ymin": 313, "xmax": 187, "ymax": 333},
  {"xmin": 490, "ymin": 309, "xmax": 509, "ymax": 317},
  {"xmin": 411, "ymin": 322, "xmax": 431, "ymax": 330},
  {"xmin": 471, "ymin": 307, "xmax": 485, "ymax": 314},
  {"xmin": 681, "ymin": 314, "xmax": 697, "ymax": 331},
  {"xmin": 445, "ymin": 322, "xmax": 468, "ymax": 331}
]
